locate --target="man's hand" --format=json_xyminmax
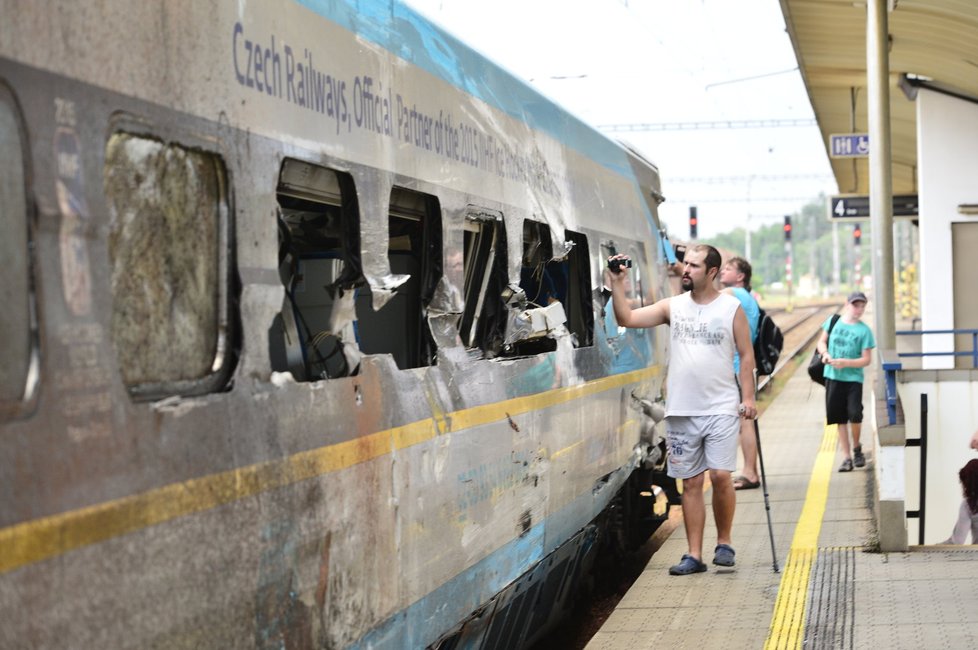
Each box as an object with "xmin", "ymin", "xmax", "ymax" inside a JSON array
[
  {"xmin": 607, "ymin": 254, "xmax": 630, "ymax": 282},
  {"xmin": 738, "ymin": 402, "xmax": 757, "ymax": 420}
]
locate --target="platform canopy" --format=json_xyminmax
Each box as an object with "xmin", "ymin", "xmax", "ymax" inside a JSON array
[{"xmin": 779, "ymin": 0, "xmax": 978, "ymax": 196}]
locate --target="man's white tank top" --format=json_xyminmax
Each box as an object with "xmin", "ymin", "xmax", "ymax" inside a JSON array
[{"xmin": 666, "ymin": 291, "xmax": 741, "ymax": 417}]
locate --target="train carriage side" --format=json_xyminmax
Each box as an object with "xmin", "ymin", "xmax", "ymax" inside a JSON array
[{"xmin": 0, "ymin": 2, "xmax": 674, "ymax": 649}]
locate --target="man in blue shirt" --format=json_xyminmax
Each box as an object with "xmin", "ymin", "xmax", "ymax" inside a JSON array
[
  {"xmin": 815, "ymin": 291, "xmax": 876, "ymax": 471},
  {"xmin": 720, "ymin": 257, "xmax": 762, "ymax": 489}
]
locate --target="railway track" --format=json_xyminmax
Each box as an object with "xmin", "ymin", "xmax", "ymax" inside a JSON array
[{"xmin": 759, "ymin": 303, "xmax": 842, "ymax": 391}]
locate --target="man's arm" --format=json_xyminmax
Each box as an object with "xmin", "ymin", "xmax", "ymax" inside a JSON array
[
  {"xmin": 815, "ymin": 329, "xmax": 830, "ymax": 360},
  {"xmin": 609, "ymin": 258, "xmax": 669, "ymax": 328},
  {"xmin": 732, "ymin": 307, "xmax": 757, "ymax": 419}
]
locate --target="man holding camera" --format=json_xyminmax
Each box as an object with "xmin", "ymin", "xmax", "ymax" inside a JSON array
[{"xmin": 609, "ymin": 244, "xmax": 756, "ymax": 575}]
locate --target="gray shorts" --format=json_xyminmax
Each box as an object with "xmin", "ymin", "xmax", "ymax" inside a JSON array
[{"xmin": 665, "ymin": 414, "xmax": 741, "ymax": 479}]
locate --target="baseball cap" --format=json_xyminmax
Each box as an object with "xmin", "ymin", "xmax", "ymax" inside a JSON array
[{"xmin": 848, "ymin": 291, "xmax": 868, "ymax": 303}]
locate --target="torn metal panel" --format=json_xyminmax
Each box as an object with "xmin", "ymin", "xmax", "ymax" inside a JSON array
[
  {"xmin": 503, "ymin": 302, "xmax": 567, "ymax": 347},
  {"xmin": 350, "ymin": 168, "xmax": 408, "ymax": 313}
]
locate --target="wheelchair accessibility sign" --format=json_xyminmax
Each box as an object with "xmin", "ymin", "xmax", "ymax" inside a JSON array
[{"xmin": 829, "ymin": 133, "xmax": 869, "ymax": 158}]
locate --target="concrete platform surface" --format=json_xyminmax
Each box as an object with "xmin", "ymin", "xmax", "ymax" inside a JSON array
[{"xmin": 587, "ymin": 359, "xmax": 978, "ymax": 650}]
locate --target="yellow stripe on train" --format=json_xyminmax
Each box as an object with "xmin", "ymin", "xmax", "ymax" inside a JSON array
[{"xmin": 0, "ymin": 365, "xmax": 659, "ymax": 575}]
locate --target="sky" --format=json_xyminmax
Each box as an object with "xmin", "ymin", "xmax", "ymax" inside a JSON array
[{"xmin": 403, "ymin": 0, "xmax": 839, "ymax": 242}]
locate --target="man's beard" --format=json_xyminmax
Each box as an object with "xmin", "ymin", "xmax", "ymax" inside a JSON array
[{"xmin": 681, "ymin": 276, "xmax": 693, "ymax": 291}]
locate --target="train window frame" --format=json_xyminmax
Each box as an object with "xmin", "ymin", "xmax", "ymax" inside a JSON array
[
  {"xmin": 0, "ymin": 82, "xmax": 39, "ymax": 418},
  {"xmin": 460, "ymin": 207, "xmax": 507, "ymax": 354},
  {"xmin": 506, "ymin": 220, "xmax": 593, "ymax": 355},
  {"xmin": 271, "ymin": 158, "xmax": 361, "ymax": 382},
  {"xmin": 103, "ymin": 130, "xmax": 235, "ymax": 401},
  {"xmin": 599, "ymin": 239, "xmax": 645, "ymax": 334},
  {"xmin": 562, "ymin": 229, "xmax": 594, "ymax": 347},
  {"xmin": 354, "ymin": 186, "xmax": 442, "ymax": 370},
  {"xmin": 627, "ymin": 244, "xmax": 648, "ymax": 308}
]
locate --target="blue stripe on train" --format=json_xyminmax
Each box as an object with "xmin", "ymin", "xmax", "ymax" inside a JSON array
[
  {"xmin": 294, "ymin": 0, "xmax": 630, "ymax": 176},
  {"xmin": 293, "ymin": 0, "xmax": 674, "ymax": 265}
]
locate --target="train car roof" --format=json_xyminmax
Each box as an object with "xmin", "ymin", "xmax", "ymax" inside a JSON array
[{"xmin": 298, "ymin": 0, "xmax": 660, "ymax": 182}]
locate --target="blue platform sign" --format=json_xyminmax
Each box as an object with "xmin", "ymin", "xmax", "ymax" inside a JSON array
[{"xmin": 829, "ymin": 133, "xmax": 869, "ymax": 158}]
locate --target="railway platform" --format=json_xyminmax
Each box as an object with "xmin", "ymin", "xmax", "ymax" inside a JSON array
[{"xmin": 586, "ymin": 351, "xmax": 978, "ymax": 649}]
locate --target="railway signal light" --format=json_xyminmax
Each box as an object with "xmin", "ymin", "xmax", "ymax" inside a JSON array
[
  {"xmin": 689, "ymin": 206, "xmax": 698, "ymax": 240},
  {"xmin": 783, "ymin": 215, "xmax": 792, "ymax": 242},
  {"xmin": 853, "ymin": 223, "xmax": 862, "ymax": 245}
]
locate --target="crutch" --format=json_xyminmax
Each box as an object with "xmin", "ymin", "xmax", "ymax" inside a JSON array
[{"xmin": 753, "ymin": 370, "xmax": 780, "ymax": 573}]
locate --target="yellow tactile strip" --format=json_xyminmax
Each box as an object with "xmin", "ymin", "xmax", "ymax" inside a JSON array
[{"xmin": 764, "ymin": 424, "xmax": 839, "ymax": 649}]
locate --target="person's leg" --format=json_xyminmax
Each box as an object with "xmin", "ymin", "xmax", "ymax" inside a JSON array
[
  {"xmin": 664, "ymin": 416, "xmax": 708, "ymax": 566},
  {"xmin": 681, "ymin": 471, "xmax": 706, "ymax": 560},
  {"xmin": 710, "ymin": 468, "xmax": 736, "ymax": 546},
  {"xmin": 703, "ymin": 414, "xmax": 740, "ymax": 562},
  {"xmin": 848, "ymin": 382, "xmax": 865, "ymax": 467},
  {"xmin": 837, "ymin": 422, "xmax": 851, "ymax": 457},
  {"xmin": 736, "ymin": 418, "xmax": 759, "ymax": 486},
  {"xmin": 826, "ymin": 380, "xmax": 853, "ymax": 470}
]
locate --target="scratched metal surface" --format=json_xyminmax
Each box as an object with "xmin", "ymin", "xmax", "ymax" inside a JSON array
[{"xmin": 0, "ymin": 2, "xmax": 673, "ymax": 648}]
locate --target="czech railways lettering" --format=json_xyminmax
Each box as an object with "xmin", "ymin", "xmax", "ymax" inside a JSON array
[{"xmin": 231, "ymin": 22, "xmax": 560, "ymax": 198}]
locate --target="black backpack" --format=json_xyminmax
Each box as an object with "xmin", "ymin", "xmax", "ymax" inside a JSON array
[{"xmin": 753, "ymin": 308, "xmax": 783, "ymax": 376}]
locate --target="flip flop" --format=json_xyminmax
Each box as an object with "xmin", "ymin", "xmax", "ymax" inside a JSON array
[{"xmin": 733, "ymin": 476, "xmax": 760, "ymax": 490}]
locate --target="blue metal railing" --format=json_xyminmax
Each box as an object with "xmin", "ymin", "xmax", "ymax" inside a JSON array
[
  {"xmin": 895, "ymin": 328, "xmax": 978, "ymax": 367},
  {"xmin": 881, "ymin": 329, "xmax": 978, "ymax": 424}
]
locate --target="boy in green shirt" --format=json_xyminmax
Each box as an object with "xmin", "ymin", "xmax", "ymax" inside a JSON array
[{"xmin": 815, "ymin": 292, "xmax": 876, "ymax": 471}]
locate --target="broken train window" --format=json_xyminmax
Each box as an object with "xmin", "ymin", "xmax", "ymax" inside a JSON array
[
  {"xmin": 459, "ymin": 209, "xmax": 508, "ymax": 357},
  {"xmin": 563, "ymin": 229, "xmax": 593, "ymax": 347},
  {"xmin": 509, "ymin": 220, "xmax": 592, "ymax": 355},
  {"xmin": 104, "ymin": 133, "xmax": 234, "ymax": 399},
  {"xmin": 354, "ymin": 187, "xmax": 442, "ymax": 370},
  {"xmin": 271, "ymin": 159, "xmax": 360, "ymax": 381},
  {"xmin": 600, "ymin": 240, "xmax": 645, "ymax": 334},
  {"xmin": 0, "ymin": 83, "xmax": 36, "ymax": 415}
]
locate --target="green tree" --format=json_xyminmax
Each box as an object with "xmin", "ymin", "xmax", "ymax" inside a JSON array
[{"xmin": 705, "ymin": 194, "xmax": 872, "ymax": 294}]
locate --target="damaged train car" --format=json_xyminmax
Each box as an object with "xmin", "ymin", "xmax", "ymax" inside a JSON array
[{"xmin": 0, "ymin": 1, "xmax": 679, "ymax": 648}]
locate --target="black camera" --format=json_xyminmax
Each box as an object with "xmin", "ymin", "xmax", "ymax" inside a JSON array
[
  {"xmin": 607, "ymin": 257, "xmax": 632, "ymax": 273},
  {"xmin": 673, "ymin": 244, "xmax": 687, "ymax": 264}
]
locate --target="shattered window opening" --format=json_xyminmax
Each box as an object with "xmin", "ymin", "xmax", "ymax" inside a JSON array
[
  {"xmin": 505, "ymin": 222, "xmax": 594, "ymax": 356},
  {"xmin": 104, "ymin": 133, "xmax": 231, "ymax": 399},
  {"xmin": 355, "ymin": 187, "xmax": 442, "ymax": 370},
  {"xmin": 563, "ymin": 229, "xmax": 594, "ymax": 347},
  {"xmin": 271, "ymin": 159, "xmax": 359, "ymax": 382},
  {"xmin": 460, "ymin": 211, "xmax": 505, "ymax": 352},
  {"xmin": 0, "ymin": 84, "xmax": 34, "ymax": 412}
]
